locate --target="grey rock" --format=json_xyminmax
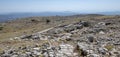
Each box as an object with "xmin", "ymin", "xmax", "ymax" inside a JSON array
[
  {"xmin": 87, "ymin": 35, "xmax": 95, "ymax": 43},
  {"xmin": 98, "ymin": 47, "xmax": 107, "ymax": 55}
]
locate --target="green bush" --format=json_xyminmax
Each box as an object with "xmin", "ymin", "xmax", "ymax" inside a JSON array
[
  {"xmin": 46, "ymin": 19, "xmax": 50, "ymax": 24},
  {"xmin": 31, "ymin": 19, "xmax": 39, "ymax": 23},
  {"xmin": 0, "ymin": 26, "xmax": 3, "ymax": 30}
]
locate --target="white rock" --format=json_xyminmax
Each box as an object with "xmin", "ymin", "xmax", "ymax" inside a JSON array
[
  {"xmin": 98, "ymin": 22, "xmax": 106, "ymax": 26},
  {"xmin": 99, "ymin": 31, "xmax": 105, "ymax": 34},
  {"xmin": 86, "ymin": 50, "xmax": 94, "ymax": 54},
  {"xmin": 33, "ymin": 47, "xmax": 40, "ymax": 51},
  {"xmin": 58, "ymin": 44, "xmax": 74, "ymax": 56},
  {"xmin": 87, "ymin": 54, "xmax": 100, "ymax": 57}
]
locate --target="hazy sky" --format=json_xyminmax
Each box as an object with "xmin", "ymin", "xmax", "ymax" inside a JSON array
[{"xmin": 0, "ymin": 0, "xmax": 120, "ymax": 13}]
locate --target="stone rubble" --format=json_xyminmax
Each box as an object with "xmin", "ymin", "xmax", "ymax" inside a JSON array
[{"xmin": 0, "ymin": 20, "xmax": 120, "ymax": 57}]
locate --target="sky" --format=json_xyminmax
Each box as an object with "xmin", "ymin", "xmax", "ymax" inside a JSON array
[{"xmin": 0, "ymin": 0, "xmax": 120, "ymax": 14}]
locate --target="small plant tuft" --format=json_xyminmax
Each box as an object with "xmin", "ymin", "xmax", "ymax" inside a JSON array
[
  {"xmin": 0, "ymin": 26, "xmax": 3, "ymax": 30},
  {"xmin": 105, "ymin": 45, "xmax": 114, "ymax": 51},
  {"xmin": 46, "ymin": 19, "xmax": 50, "ymax": 24}
]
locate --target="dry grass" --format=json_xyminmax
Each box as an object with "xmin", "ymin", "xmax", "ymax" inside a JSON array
[
  {"xmin": 0, "ymin": 16, "xmax": 82, "ymax": 41},
  {"xmin": 0, "ymin": 15, "xmax": 119, "ymax": 49},
  {"xmin": 105, "ymin": 45, "xmax": 114, "ymax": 51}
]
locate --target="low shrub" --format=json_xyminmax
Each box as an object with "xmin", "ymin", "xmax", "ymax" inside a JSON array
[
  {"xmin": 0, "ymin": 26, "xmax": 3, "ymax": 30},
  {"xmin": 105, "ymin": 45, "xmax": 114, "ymax": 51}
]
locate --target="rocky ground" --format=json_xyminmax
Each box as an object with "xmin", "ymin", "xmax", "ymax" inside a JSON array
[{"xmin": 0, "ymin": 17, "xmax": 120, "ymax": 57}]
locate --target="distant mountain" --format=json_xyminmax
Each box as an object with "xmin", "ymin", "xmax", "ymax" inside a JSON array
[
  {"xmin": 94, "ymin": 11, "xmax": 120, "ymax": 15},
  {"xmin": 0, "ymin": 12, "xmax": 77, "ymax": 22}
]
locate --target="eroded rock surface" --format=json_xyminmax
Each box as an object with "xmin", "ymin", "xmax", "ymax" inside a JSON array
[{"xmin": 1, "ymin": 18, "xmax": 120, "ymax": 57}]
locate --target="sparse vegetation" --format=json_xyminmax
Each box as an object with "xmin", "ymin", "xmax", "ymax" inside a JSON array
[
  {"xmin": 39, "ymin": 54, "xmax": 44, "ymax": 57},
  {"xmin": 0, "ymin": 48, "xmax": 3, "ymax": 54},
  {"xmin": 105, "ymin": 45, "xmax": 114, "ymax": 51},
  {"xmin": 0, "ymin": 14, "xmax": 120, "ymax": 57},
  {"xmin": 0, "ymin": 15, "xmax": 119, "ymax": 47},
  {"xmin": 0, "ymin": 15, "xmax": 120, "ymax": 41},
  {"xmin": 31, "ymin": 19, "xmax": 39, "ymax": 23}
]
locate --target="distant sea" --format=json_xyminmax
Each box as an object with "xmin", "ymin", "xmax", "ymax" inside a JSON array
[{"xmin": 0, "ymin": 11, "xmax": 120, "ymax": 22}]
